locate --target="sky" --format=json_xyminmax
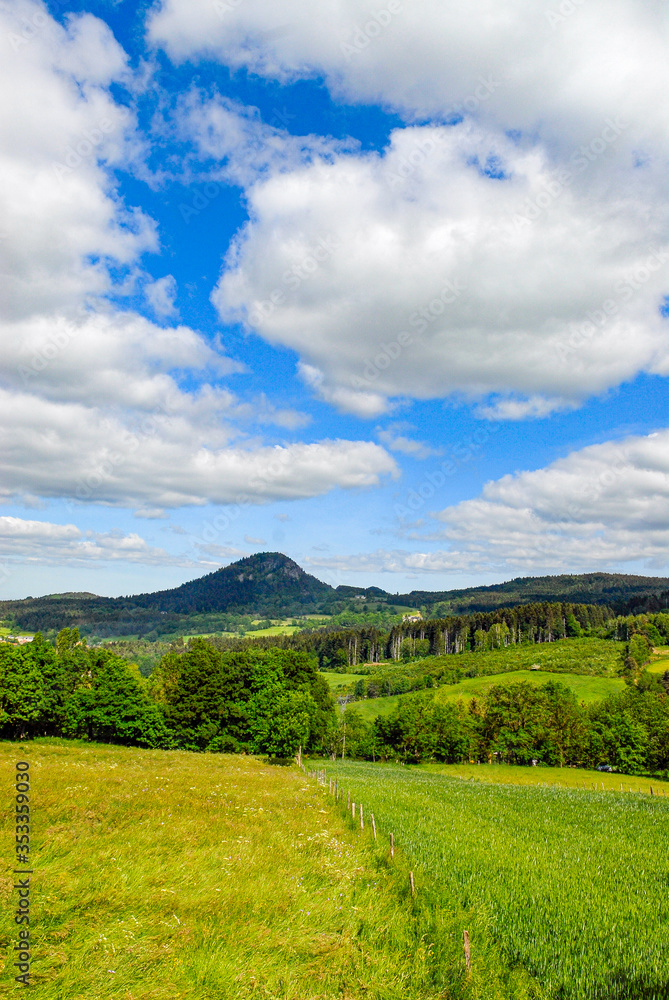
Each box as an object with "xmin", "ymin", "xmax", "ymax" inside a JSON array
[{"xmin": 0, "ymin": 0, "xmax": 668, "ymax": 599}]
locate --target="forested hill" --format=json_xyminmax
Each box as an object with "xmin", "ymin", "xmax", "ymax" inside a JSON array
[
  {"xmin": 130, "ymin": 552, "xmax": 332, "ymax": 613},
  {"xmin": 1, "ymin": 554, "xmax": 668, "ymax": 637},
  {"xmin": 394, "ymin": 573, "xmax": 669, "ymax": 615}
]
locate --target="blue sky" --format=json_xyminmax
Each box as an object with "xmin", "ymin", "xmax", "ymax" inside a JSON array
[{"xmin": 0, "ymin": 0, "xmax": 668, "ymax": 598}]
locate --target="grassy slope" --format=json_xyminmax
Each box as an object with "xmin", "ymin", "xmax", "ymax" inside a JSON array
[
  {"xmin": 434, "ymin": 670, "xmax": 624, "ymax": 704},
  {"xmin": 341, "ymin": 640, "xmax": 625, "ymax": 722},
  {"xmin": 0, "ymin": 740, "xmax": 543, "ymax": 1000}
]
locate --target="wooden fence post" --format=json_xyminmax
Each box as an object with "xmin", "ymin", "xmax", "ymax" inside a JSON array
[
  {"xmin": 360, "ymin": 804, "xmax": 364, "ymax": 831},
  {"xmin": 347, "ymin": 790, "xmax": 351, "ymax": 810},
  {"xmin": 390, "ymin": 832, "xmax": 395, "ymax": 859},
  {"xmin": 463, "ymin": 930, "xmax": 471, "ymax": 973},
  {"xmin": 409, "ymin": 871, "xmax": 415, "ymax": 896},
  {"xmin": 371, "ymin": 814, "xmax": 377, "ymax": 841},
  {"xmin": 352, "ymin": 802, "xmax": 356, "ymax": 820}
]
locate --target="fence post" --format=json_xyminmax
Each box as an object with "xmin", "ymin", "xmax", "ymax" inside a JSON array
[
  {"xmin": 371, "ymin": 814, "xmax": 377, "ymax": 841},
  {"xmin": 409, "ymin": 871, "xmax": 415, "ymax": 896},
  {"xmin": 390, "ymin": 832, "xmax": 395, "ymax": 859},
  {"xmin": 464, "ymin": 930, "xmax": 471, "ymax": 973},
  {"xmin": 360, "ymin": 804, "xmax": 364, "ymax": 831}
]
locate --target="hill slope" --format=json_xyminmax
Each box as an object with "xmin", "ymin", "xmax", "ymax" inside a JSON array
[{"xmin": 130, "ymin": 552, "xmax": 332, "ymax": 614}]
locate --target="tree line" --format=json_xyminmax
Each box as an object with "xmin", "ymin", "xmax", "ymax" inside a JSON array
[
  {"xmin": 204, "ymin": 603, "xmax": 668, "ymax": 669},
  {"xmin": 0, "ymin": 629, "xmax": 335, "ymax": 756},
  {"xmin": 333, "ymin": 671, "xmax": 669, "ymax": 774}
]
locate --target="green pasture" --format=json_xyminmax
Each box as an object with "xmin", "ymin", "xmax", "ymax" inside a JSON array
[
  {"xmin": 322, "ymin": 758, "xmax": 669, "ymax": 1000},
  {"xmin": 348, "ymin": 669, "xmax": 625, "ymax": 722},
  {"xmin": 320, "ymin": 670, "xmax": 368, "ymax": 691},
  {"xmin": 434, "ymin": 669, "xmax": 624, "ymax": 705},
  {"xmin": 430, "ymin": 637, "xmax": 621, "ymax": 677}
]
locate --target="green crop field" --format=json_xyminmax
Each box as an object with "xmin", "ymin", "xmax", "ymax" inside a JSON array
[
  {"xmin": 321, "ymin": 759, "xmax": 669, "ymax": 1000},
  {"xmin": 423, "ymin": 762, "xmax": 665, "ymax": 796},
  {"xmin": 0, "ymin": 740, "xmax": 549, "ymax": 1000}
]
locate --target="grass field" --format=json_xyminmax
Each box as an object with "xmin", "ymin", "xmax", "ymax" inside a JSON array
[
  {"xmin": 430, "ymin": 638, "xmax": 622, "ymax": 677},
  {"xmin": 423, "ymin": 761, "xmax": 667, "ymax": 796},
  {"xmin": 434, "ymin": 670, "xmax": 624, "ymax": 705},
  {"xmin": 349, "ymin": 669, "xmax": 624, "ymax": 722},
  {"xmin": 320, "ymin": 671, "xmax": 368, "ymax": 692},
  {"xmin": 648, "ymin": 647, "xmax": 669, "ymax": 673},
  {"xmin": 0, "ymin": 740, "xmax": 547, "ymax": 1000},
  {"xmin": 247, "ymin": 624, "xmax": 301, "ymax": 636},
  {"xmin": 321, "ymin": 759, "xmax": 669, "ymax": 1000}
]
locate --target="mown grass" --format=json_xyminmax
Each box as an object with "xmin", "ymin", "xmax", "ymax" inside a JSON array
[
  {"xmin": 321, "ymin": 759, "xmax": 669, "ymax": 1000},
  {"xmin": 0, "ymin": 740, "xmax": 546, "ymax": 1000}
]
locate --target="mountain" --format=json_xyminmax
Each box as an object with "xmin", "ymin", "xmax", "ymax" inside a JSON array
[
  {"xmin": 1, "ymin": 555, "xmax": 669, "ymax": 637},
  {"xmin": 130, "ymin": 552, "xmax": 332, "ymax": 614}
]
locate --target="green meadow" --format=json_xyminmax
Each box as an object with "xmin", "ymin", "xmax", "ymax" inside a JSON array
[{"xmin": 0, "ymin": 740, "xmax": 545, "ymax": 1000}]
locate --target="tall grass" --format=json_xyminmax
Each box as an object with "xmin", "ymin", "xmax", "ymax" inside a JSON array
[
  {"xmin": 1, "ymin": 740, "xmax": 545, "ymax": 1000},
  {"xmin": 323, "ymin": 760, "xmax": 669, "ymax": 1000}
]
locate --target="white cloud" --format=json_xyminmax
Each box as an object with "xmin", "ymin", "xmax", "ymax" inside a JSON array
[
  {"xmin": 377, "ymin": 423, "xmax": 442, "ymax": 459},
  {"xmin": 169, "ymin": 89, "xmax": 351, "ymax": 188},
  {"xmin": 0, "ymin": 2, "xmax": 396, "ymax": 512},
  {"xmin": 0, "ymin": 516, "xmax": 188, "ymax": 566},
  {"xmin": 147, "ymin": 1, "xmax": 669, "ymax": 156},
  {"xmin": 244, "ymin": 534, "xmax": 266, "ymax": 545},
  {"xmin": 0, "ymin": 390, "xmax": 397, "ymax": 507},
  {"xmin": 144, "ymin": 275, "xmax": 178, "ymax": 318},
  {"xmin": 310, "ymin": 429, "xmax": 669, "ymax": 577},
  {"xmin": 1, "ymin": 3, "xmax": 153, "ymax": 323},
  {"xmin": 215, "ymin": 122, "xmax": 669, "ymax": 416}
]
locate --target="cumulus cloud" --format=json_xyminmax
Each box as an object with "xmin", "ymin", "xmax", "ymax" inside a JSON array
[
  {"xmin": 0, "ymin": 390, "xmax": 397, "ymax": 507},
  {"xmin": 0, "ymin": 2, "xmax": 396, "ymax": 512},
  {"xmin": 1, "ymin": 4, "xmax": 153, "ymax": 322},
  {"xmin": 0, "ymin": 516, "xmax": 188, "ymax": 566},
  {"xmin": 215, "ymin": 122, "xmax": 669, "ymax": 416},
  {"xmin": 147, "ymin": 0, "xmax": 669, "ymax": 156},
  {"xmin": 377, "ymin": 424, "xmax": 442, "ymax": 459},
  {"xmin": 309, "ymin": 429, "xmax": 669, "ymax": 577}
]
